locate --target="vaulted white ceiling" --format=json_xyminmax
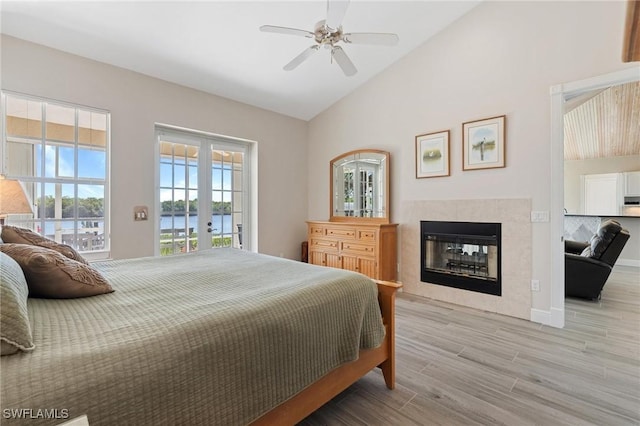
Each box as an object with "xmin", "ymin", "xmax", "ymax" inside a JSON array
[{"xmin": 0, "ymin": 1, "xmax": 480, "ymax": 121}]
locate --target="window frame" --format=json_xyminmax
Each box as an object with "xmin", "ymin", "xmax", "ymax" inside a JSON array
[
  {"xmin": 1, "ymin": 91, "xmax": 111, "ymax": 261},
  {"xmin": 154, "ymin": 124, "xmax": 257, "ymax": 256}
]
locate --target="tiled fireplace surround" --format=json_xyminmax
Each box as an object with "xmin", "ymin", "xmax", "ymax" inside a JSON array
[{"xmin": 400, "ymin": 199, "xmax": 532, "ymax": 320}]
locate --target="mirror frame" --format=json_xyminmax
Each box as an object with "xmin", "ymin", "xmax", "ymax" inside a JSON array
[{"xmin": 329, "ymin": 149, "xmax": 390, "ymax": 224}]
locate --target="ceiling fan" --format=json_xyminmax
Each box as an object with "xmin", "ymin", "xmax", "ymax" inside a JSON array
[{"xmin": 259, "ymin": 0, "xmax": 399, "ymax": 77}]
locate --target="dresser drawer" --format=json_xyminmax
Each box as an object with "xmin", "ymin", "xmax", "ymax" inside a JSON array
[
  {"xmin": 341, "ymin": 241, "xmax": 376, "ymax": 257},
  {"xmin": 310, "ymin": 238, "xmax": 339, "ymax": 252},
  {"xmin": 309, "ymin": 225, "xmax": 325, "ymax": 236},
  {"xmin": 357, "ymin": 229, "xmax": 377, "ymax": 242},
  {"xmin": 325, "ymin": 227, "xmax": 356, "ymax": 239}
]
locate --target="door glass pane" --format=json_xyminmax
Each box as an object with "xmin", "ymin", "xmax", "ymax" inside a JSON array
[
  {"xmin": 187, "ymin": 189, "xmax": 198, "ymax": 252},
  {"xmin": 188, "ymin": 161, "xmax": 198, "ymax": 189},
  {"xmin": 233, "ymin": 169, "xmax": 242, "ymax": 190},
  {"xmin": 233, "ymin": 212, "xmax": 243, "ymax": 248},
  {"xmin": 160, "ymin": 163, "xmax": 172, "ymax": 187},
  {"xmin": 223, "ymin": 168, "xmax": 232, "ymax": 190},
  {"xmin": 210, "ymin": 148, "xmax": 244, "ymax": 249},
  {"xmin": 174, "ymin": 164, "xmax": 186, "ymax": 188},
  {"xmin": 233, "ymin": 191, "xmax": 243, "ymax": 212},
  {"xmin": 212, "ymin": 167, "xmax": 222, "ymax": 191}
]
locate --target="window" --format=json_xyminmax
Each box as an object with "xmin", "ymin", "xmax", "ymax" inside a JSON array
[
  {"xmin": 1, "ymin": 92, "xmax": 110, "ymax": 255},
  {"xmin": 156, "ymin": 126, "xmax": 252, "ymax": 256}
]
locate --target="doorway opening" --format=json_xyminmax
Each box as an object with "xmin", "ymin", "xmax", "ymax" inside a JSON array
[{"xmin": 549, "ymin": 67, "xmax": 640, "ymax": 328}]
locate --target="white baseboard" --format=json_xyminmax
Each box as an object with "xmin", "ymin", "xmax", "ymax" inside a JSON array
[
  {"xmin": 530, "ymin": 307, "xmax": 564, "ymax": 328},
  {"xmin": 617, "ymin": 258, "xmax": 640, "ymax": 268}
]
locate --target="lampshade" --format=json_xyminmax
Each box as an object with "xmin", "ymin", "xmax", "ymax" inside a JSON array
[{"xmin": 0, "ymin": 178, "xmax": 33, "ymax": 221}]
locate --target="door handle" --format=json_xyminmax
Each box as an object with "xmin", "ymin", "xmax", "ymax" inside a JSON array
[{"xmin": 207, "ymin": 228, "xmax": 213, "ymax": 233}]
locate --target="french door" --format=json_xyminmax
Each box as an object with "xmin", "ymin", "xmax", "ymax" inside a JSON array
[{"xmin": 156, "ymin": 126, "xmax": 251, "ymax": 255}]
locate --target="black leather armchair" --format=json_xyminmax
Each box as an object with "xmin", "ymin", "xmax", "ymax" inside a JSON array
[{"xmin": 565, "ymin": 219, "xmax": 630, "ymax": 300}]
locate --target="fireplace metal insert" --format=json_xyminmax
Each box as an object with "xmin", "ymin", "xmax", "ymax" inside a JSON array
[{"xmin": 421, "ymin": 221, "xmax": 501, "ymax": 296}]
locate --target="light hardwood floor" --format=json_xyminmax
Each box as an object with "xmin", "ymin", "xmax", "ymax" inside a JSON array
[{"xmin": 300, "ymin": 266, "xmax": 640, "ymax": 425}]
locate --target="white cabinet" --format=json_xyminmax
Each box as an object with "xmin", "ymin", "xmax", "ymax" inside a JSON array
[
  {"xmin": 580, "ymin": 173, "xmax": 623, "ymax": 216},
  {"xmin": 624, "ymin": 171, "xmax": 640, "ymax": 196}
]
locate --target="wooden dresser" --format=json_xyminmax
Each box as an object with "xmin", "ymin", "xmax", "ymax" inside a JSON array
[{"xmin": 306, "ymin": 221, "xmax": 398, "ymax": 281}]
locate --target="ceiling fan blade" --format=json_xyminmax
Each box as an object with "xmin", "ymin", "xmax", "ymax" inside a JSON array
[
  {"xmin": 326, "ymin": 0, "xmax": 350, "ymax": 31},
  {"xmin": 331, "ymin": 46, "xmax": 357, "ymax": 76},
  {"xmin": 284, "ymin": 45, "xmax": 320, "ymax": 71},
  {"xmin": 342, "ymin": 32, "xmax": 399, "ymax": 46},
  {"xmin": 259, "ymin": 25, "xmax": 314, "ymax": 38}
]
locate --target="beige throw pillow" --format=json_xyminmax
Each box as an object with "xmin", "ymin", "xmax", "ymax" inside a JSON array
[
  {"xmin": 0, "ymin": 244, "xmax": 113, "ymax": 299},
  {"xmin": 1, "ymin": 225, "xmax": 89, "ymax": 264},
  {"xmin": 0, "ymin": 252, "xmax": 35, "ymax": 355}
]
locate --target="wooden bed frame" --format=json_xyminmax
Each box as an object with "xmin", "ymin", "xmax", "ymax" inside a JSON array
[{"xmin": 252, "ymin": 279, "xmax": 402, "ymax": 425}]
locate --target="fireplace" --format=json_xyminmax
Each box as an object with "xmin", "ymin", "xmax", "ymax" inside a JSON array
[{"xmin": 420, "ymin": 221, "xmax": 501, "ymax": 296}]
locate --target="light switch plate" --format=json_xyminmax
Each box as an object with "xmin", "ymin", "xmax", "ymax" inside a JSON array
[
  {"xmin": 530, "ymin": 211, "xmax": 549, "ymax": 222},
  {"xmin": 134, "ymin": 205, "xmax": 148, "ymax": 221}
]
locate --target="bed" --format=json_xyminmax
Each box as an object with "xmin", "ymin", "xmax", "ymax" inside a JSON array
[{"xmin": 0, "ymin": 248, "xmax": 400, "ymax": 425}]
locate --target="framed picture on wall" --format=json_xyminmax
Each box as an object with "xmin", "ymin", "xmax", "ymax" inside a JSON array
[
  {"xmin": 416, "ymin": 130, "xmax": 450, "ymax": 178},
  {"xmin": 462, "ymin": 115, "xmax": 506, "ymax": 170}
]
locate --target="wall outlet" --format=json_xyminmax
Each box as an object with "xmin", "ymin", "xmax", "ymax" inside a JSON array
[{"xmin": 531, "ymin": 279, "xmax": 540, "ymax": 292}]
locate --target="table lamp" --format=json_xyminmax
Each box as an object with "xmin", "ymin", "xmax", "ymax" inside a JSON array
[{"xmin": 0, "ymin": 177, "xmax": 33, "ymax": 226}]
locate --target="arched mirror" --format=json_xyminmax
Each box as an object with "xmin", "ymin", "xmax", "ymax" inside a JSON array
[{"xmin": 330, "ymin": 149, "xmax": 390, "ymax": 223}]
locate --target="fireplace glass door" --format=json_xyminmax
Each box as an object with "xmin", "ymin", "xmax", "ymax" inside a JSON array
[
  {"xmin": 421, "ymin": 221, "xmax": 501, "ymax": 296},
  {"xmin": 424, "ymin": 235, "xmax": 498, "ymax": 281}
]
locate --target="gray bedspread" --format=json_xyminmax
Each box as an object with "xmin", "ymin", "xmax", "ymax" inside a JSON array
[{"xmin": 0, "ymin": 249, "xmax": 385, "ymax": 425}]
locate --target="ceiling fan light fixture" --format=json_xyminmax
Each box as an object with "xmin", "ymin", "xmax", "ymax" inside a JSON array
[{"xmin": 259, "ymin": 0, "xmax": 398, "ymax": 76}]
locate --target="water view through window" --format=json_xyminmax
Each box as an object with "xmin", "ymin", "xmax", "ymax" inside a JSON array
[
  {"xmin": 2, "ymin": 92, "xmax": 109, "ymax": 253},
  {"xmin": 158, "ymin": 134, "xmax": 245, "ymax": 256}
]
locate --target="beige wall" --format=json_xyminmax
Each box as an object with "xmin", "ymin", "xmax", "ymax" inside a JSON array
[
  {"xmin": 1, "ymin": 35, "xmax": 309, "ymax": 260},
  {"xmin": 307, "ymin": 1, "xmax": 637, "ymax": 315}
]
